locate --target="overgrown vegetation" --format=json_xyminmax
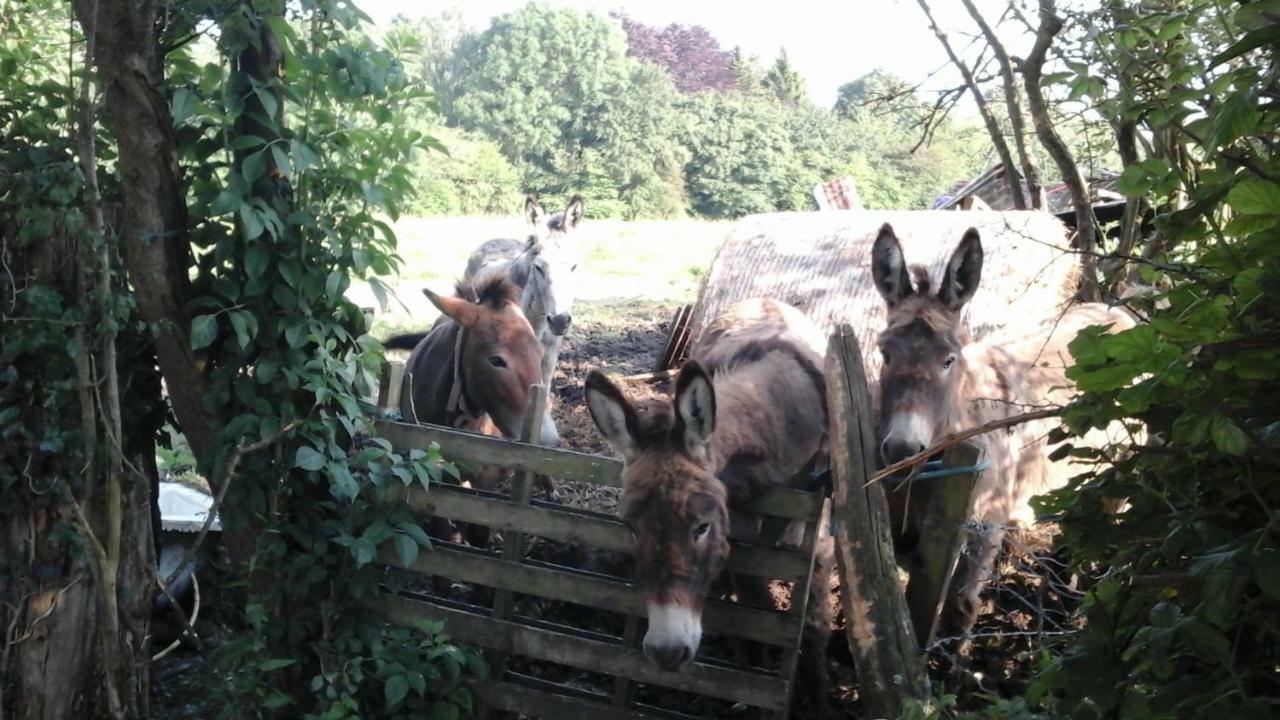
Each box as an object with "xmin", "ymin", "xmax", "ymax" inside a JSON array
[
  {"xmin": 901, "ymin": 0, "xmax": 1280, "ymax": 717},
  {"xmin": 2, "ymin": 1, "xmax": 482, "ymax": 717}
]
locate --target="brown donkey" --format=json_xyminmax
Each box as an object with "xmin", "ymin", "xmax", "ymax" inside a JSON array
[
  {"xmin": 585, "ymin": 298, "xmax": 833, "ymax": 691},
  {"xmin": 870, "ymin": 223, "xmax": 1135, "ymax": 643},
  {"xmin": 387, "ymin": 273, "xmax": 546, "ymax": 547}
]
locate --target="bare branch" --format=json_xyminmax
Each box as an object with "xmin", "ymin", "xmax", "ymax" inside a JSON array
[
  {"xmin": 960, "ymin": 0, "xmax": 1047, "ymax": 209},
  {"xmin": 867, "ymin": 408, "xmax": 1062, "ymax": 486},
  {"xmin": 915, "ymin": 0, "xmax": 1028, "ymax": 210},
  {"xmin": 1019, "ymin": 0, "xmax": 1101, "ymax": 301}
]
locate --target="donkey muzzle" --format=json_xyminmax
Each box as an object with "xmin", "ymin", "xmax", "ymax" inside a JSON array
[
  {"xmin": 643, "ymin": 602, "xmax": 701, "ymax": 672},
  {"xmin": 547, "ymin": 312, "xmax": 572, "ymax": 336}
]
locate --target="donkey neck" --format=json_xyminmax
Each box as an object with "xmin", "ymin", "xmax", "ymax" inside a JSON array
[{"xmin": 401, "ymin": 321, "xmax": 479, "ymax": 427}]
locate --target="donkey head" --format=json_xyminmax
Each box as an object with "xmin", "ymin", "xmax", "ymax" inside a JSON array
[
  {"xmin": 871, "ymin": 223, "xmax": 984, "ymax": 466},
  {"xmin": 523, "ymin": 194, "xmax": 584, "ymax": 337},
  {"xmin": 585, "ymin": 364, "xmax": 730, "ymax": 672},
  {"xmin": 424, "ymin": 273, "xmax": 546, "ymax": 440}
]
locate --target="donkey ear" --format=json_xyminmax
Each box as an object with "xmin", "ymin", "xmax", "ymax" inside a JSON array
[
  {"xmin": 423, "ymin": 287, "xmax": 478, "ymax": 327},
  {"xmin": 674, "ymin": 361, "xmax": 716, "ymax": 460},
  {"xmin": 871, "ymin": 223, "xmax": 912, "ymax": 307},
  {"xmin": 938, "ymin": 228, "xmax": 983, "ymax": 311},
  {"xmin": 585, "ymin": 370, "xmax": 641, "ymax": 461},
  {"xmin": 561, "ymin": 195, "xmax": 584, "ymax": 231},
  {"xmin": 525, "ymin": 195, "xmax": 546, "ymax": 226}
]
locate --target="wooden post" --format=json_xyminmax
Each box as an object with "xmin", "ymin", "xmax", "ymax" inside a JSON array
[
  {"xmin": 377, "ymin": 359, "xmax": 405, "ymax": 415},
  {"xmin": 824, "ymin": 324, "xmax": 925, "ymax": 717},
  {"xmin": 905, "ymin": 443, "xmax": 983, "ymax": 649},
  {"xmin": 478, "ymin": 383, "xmax": 548, "ymax": 718}
]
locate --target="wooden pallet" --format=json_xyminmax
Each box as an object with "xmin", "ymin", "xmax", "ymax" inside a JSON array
[{"xmin": 366, "ymin": 365, "xmax": 827, "ymax": 719}]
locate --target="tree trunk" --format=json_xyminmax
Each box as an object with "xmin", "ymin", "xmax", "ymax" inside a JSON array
[
  {"xmin": 71, "ymin": 0, "xmax": 218, "ymax": 473},
  {"xmin": 916, "ymin": 0, "xmax": 1028, "ymax": 210},
  {"xmin": 959, "ymin": 0, "xmax": 1047, "ymax": 209},
  {"xmin": 1020, "ymin": 0, "xmax": 1101, "ymax": 301}
]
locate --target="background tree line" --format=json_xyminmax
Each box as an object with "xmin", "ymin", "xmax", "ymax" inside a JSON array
[{"xmin": 386, "ymin": 3, "xmax": 995, "ymax": 219}]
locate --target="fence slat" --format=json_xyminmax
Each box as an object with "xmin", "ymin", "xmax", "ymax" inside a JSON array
[
  {"xmin": 386, "ymin": 484, "xmax": 813, "ymax": 581},
  {"xmin": 825, "ymin": 324, "xmax": 925, "ymax": 717},
  {"xmin": 374, "ymin": 419, "xmax": 821, "ymax": 521},
  {"xmin": 904, "ymin": 442, "xmax": 983, "ymax": 648},
  {"xmin": 370, "ymin": 593, "xmax": 792, "ymax": 711},
  {"xmin": 376, "ymin": 544, "xmax": 800, "ymax": 646},
  {"xmin": 480, "ymin": 676, "xmax": 703, "ymax": 720}
]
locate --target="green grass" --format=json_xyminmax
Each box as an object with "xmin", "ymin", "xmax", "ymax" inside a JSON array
[{"xmin": 357, "ymin": 215, "xmax": 731, "ymax": 339}]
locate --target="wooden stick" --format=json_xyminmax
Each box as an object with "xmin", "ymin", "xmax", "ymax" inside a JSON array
[{"xmin": 866, "ymin": 407, "xmax": 1061, "ymax": 487}]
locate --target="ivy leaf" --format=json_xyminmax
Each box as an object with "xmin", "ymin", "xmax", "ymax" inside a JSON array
[
  {"xmin": 270, "ymin": 143, "xmax": 292, "ymax": 177},
  {"xmin": 394, "ymin": 533, "xmax": 419, "ymax": 568},
  {"xmin": 397, "ymin": 521, "xmax": 432, "ymax": 549},
  {"xmin": 242, "ymin": 150, "xmax": 267, "ymax": 186},
  {"xmin": 245, "ymin": 244, "xmax": 270, "ymax": 279},
  {"xmin": 1228, "ymin": 178, "xmax": 1280, "ymax": 218},
  {"xmin": 239, "ymin": 204, "xmax": 265, "ymax": 240},
  {"xmin": 258, "ymin": 658, "xmax": 297, "ymax": 672},
  {"xmin": 254, "ymin": 86, "xmax": 279, "ymax": 120},
  {"xmin": 1210, "ymin": 415, "xmax": 1249, "ymax": 455},
  {"xmin": 171, "ymin": 88, "xmax": 196, "ymax": 126},
  {"xmin": 326, "ymin": 271, "xmax": 344, "ymax": 302},
  {"xmin": 384, "ymin": 673, "xmax": 409, "ymax": 709},
  {"xmin": 229, "ymin": 311, "xmax": 251, "ymax": 349},
  {"xmin": 190, "ymin": 314, "xmax": 218, "ymax": 350},
  {"xmin": 228, "ymin": 135, "xmax": 266, "ymax": 150},
  {"xmin": 369, "ymin": 277, "xmax": 389, "ymax": 311},
  {"xmin": 295, "ymin": 445, "xmax": 325, "ymax": 472}
]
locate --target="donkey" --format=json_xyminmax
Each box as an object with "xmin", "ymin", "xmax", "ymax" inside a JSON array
[
  {"xmin": 462, "ymin": 194, "xmax": 584, "ymax": 443},
  {"xmin": 386, "ymin": 273, "xmax": 550, "ymax": 550},
  {"xmin": 870, "ymin": 222, "xmax": 1136, "ymax": 643},
  {"xmin": 585, "ymin": 298, "xmax": 834, "ymax": 707}
]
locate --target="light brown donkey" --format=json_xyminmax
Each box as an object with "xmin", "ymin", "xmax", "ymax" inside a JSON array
[
  {"xmin": 585, "ymin": 298, "xmax": 832, "ymax": 684},
  {"xmin": 870, "ymin": 222, "xmax": 1135, "ymax": 642}
]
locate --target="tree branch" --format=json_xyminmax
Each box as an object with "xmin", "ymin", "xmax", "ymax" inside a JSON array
[
  {"xmin": 960, "ymin": 0, "xmax": 1047, "ymax": 209},
  {"xmin": 1018, "ymin": 0, "xmax": 1101, "ymax": 301},
  {"xmin": 867, "ymin": 407, "xmax": 1062, "ymax": 486},
  {"xmin": 916, "ymin": 0, "xmax": 1028, "ymax": 210}
]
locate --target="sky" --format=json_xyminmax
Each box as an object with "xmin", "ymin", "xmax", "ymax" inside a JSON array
[{"xmin": 357, "ymin": 0, "xmax": 1023, "ymax": 108}]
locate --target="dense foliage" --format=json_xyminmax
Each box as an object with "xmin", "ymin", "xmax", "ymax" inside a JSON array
[
  {"xmin": 394, "ymin": 3, "xmax": 993, "ymax": 218},
  {"xmin": 903, "ymin": 1, "xmax": 1280, "ymax": 717}
]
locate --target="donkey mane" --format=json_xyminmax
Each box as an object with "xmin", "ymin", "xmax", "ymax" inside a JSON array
[{"xmin": 455, "ymin": 271, "xmax": 520, "ymax": 310}]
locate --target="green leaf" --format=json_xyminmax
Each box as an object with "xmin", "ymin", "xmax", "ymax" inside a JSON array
[
  {"xmin": 228, "ymin": 135, "xmax": 266, "ymax": 150},
  {"xmin": 259, "ymin": 658, "xmax": 297, "ymax": 672},
  {"xmin": 384, "ymin": 673, "xmax": 409, "ymax": 709},
  {"xmin": 190, "ymin": 314, "xmax": 218, "ymax": 350},
  {"xmin": 1228, "ymin": 178, "xmax": 1280, "ymax": 217},
  {"xmin": 270, "ymin": 143, "xmax": 292, "ymax": 177},
  {"xmin": 229, "ymin": 311, "xmax": 251, "ymax": 349},
  {"xmin": 262, "ymin": 693, "xmax": 293, "ymax": 710},
  {"xmin": 295, "ymin": 446, "xmax": 325, "ymax": 472},
  {"xmin": 394, "ymin": 533, "xmax": 419, "ymax": 568},
  {"xmin": 284, "ymin": 322, "xmax": 309, "ymax": 348},
  {"xmin": 354, "ymin": 537, "xmax": 376, "ymax": 567},
  {"xmin": 245, "ymin": 245, "xmax": 270, "ymax": 279},
  {"xmin": 427, "ymin": 701, "xmax": 460, "ymax": 720},
  {"xmin": 239, "ymin": 204, "xmax": 265, "ymax": 240},
  {"xmin": 242, "ymin": 150, "xmax": 267, "ymax": 186},
  {"xmin": 171, "ymin": 88, "xmax": 196, "ymax": 126},
  {"xmin": 326, "ymin": 271, "xmax": 345, "ymax": 302},
  {"xmin": 1210, "ymin": 415, "xmax": 1249, "ymax": 455},
  {"xmin": 1255, "ymin": 550, "xmax": 1280, "ymax": 599}
]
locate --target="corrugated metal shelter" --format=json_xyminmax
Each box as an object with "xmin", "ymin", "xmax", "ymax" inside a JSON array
[{"xmin": 687, "ymin": 210, "xmax": 1081, "ymax": 381}]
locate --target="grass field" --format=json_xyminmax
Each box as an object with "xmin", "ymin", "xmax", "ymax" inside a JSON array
[{"xmin": 348, "ymin": 215, "xmax": 733, "ymax": 338}]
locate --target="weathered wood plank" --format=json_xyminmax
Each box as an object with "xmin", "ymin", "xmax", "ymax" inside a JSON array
[
  {"xmin": 905, "ymin": 443, "xmax": 983, "ymax": 649},
  {"xmin": 378, "ymin": 361, "xmax": 405, "ymax": 415},
  {"xmin": 386, "ymin": 484, "xmax": 813, "ymax": 581},
  {"xmin": 480, "ymin": 675, "xmax": 704, "ymax": 720},
  {"xmin": 376, "ymin": 544, "xmax": 800, "ymax": 646},
  {"xmin": 370, "ymin": 593, "xmax": 792, "ymax": 710},
  {"xmin": 825, "ymin": 324, "xmax": 925, "ymax": 717},
  {"xmin": 374, "ymin": 419, "xmax": 822, "ymax": 521}
]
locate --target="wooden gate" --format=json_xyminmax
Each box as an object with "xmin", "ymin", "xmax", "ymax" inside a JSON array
[{"xmin": 366, "ymin": 366, "xmax": 828, "ymax": 719}]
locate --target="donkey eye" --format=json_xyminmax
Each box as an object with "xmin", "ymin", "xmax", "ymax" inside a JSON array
[
  {"xmin": 693, "ymin": 522, "xmax": 711, "ymax": 539},
  {"xmin": 942, "ymin": 355, "xmax": 956, "ymax": 370},
  {"xmin": 488, "ymin": 355, "xmax": 508, "ymax": 369},
  {"xmin": 570, "ymin": 263, "xmax": 578, "ymax": 272}
]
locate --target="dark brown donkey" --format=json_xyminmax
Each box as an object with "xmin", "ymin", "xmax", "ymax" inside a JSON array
[
  {"xmin": 585, "ymin": 298, "xmax": 833, "ymax": 694},
  {"xmin": 386, "ymin": 273, "xmax": 546, "ymax": 545},
  {"xmin": 870, "ymin": 222, "xmax": 1135, "ymax": 643}
]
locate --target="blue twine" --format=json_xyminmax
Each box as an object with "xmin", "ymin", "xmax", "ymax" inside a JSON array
[{"xmin": 912, "ymin": 460, "xmax": 990, "ymax": 481}]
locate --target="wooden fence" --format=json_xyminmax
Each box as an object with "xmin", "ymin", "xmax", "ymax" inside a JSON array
[
  {"xmin": 366, "ymin": 364, "xmax": 829, "ymax": 719},
  {"xmin": 368, "ymin": 324, "xmax": 986, "ymax": 718}
]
